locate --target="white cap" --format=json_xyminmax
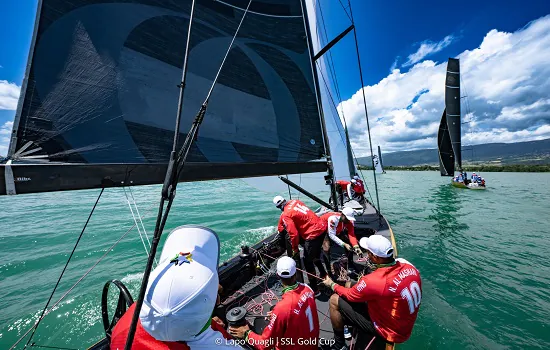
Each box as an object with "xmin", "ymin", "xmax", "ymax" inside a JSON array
[
  {"xmin": 342, "ymin": 207, "xmax": 356, "ymax": 222},
  {"xmin": 273, "ymin": 195, "xmax": 285, "ymax": 208},
  {"xmin": 359, "ymin": 235, "xmax": 394, "ymax": 258},
  {"xmin": 139, "ymin": 225, "xmax": 220, "ymax": 342},
  {"xmin": 276, "ymin": 256, "xmax": 296, "ymax": 277},
  {"xmin": 351, "ymin": 179, "xmax": 357, "ymax": 184},
  {"xmin": 353, "ymin": 175, "xmax": 360, "ymax": 180}
]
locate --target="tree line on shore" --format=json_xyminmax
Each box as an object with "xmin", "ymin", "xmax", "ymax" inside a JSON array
[{"xmin": 357, "ymin": 164, "xmax": 550, "ymax": 172}]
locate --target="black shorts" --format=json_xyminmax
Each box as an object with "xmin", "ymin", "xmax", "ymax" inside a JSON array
[{"xmin": 337, "ymin": 297, "xmax": 390, "ymax": 348}]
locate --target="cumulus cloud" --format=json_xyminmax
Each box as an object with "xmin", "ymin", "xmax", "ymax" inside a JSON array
[
  {"xmin": 0, "ymin": 80, "xmax": 20, "ymax": 110},
  {"xmin": 403, "ymin": 35, "xmax": 455, "ymax": 67},
  {"xmin": 0, "ymin": 121, "xmax": 13, "ymax": 157},
  {"xmin": 339, "ymin": 15, "xmax": 550, "ymax": 155}
]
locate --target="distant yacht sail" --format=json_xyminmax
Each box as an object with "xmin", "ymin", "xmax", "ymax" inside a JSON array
[
  {"xmin": 438, "ymin": 58, "xmax": 461, "ymax": 176},
  {"xmin": 374, "ymin": 145, "xmax": 385, "ymax": 174}
]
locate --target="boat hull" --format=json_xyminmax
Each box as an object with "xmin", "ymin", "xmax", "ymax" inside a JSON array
[{"xmin": 451, "ymin": 180, "xmax": 486, "ymax": 190}]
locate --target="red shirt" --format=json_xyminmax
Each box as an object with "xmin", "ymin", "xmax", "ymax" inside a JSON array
[
  {"xmin": 277, "ymin": 200, "xmax": 326, "ymax": 251},
  {"xmin": 248, "ymin": 284, "xmax": 320, "ymax": 350},
  {"xmin": 336, "ymin": 180, "xmax": 350, "ymax": 189},
  {"xmin": 333, "ymin": 258, "xmax": 421, "ymax": 343},
  {"xmin": 110, "ymin": 304, "xmax": 235, "ymax": 350},
  {"xmin": 352, "ymin": 181, "xmax": 365, "ymax": 195},
  {"xmin": 320, "ymin": 212, "xmax": 358, "ymax": 247}
]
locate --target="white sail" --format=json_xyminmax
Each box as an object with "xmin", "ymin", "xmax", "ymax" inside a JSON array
[{"xmin": 305, "ymin": 0, "xmax": 355, "ymax": 181}]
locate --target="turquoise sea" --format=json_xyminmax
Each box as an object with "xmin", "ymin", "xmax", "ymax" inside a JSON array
[{"xmin": 1, "ymin": 171, "xmax": 549, "ymax": 349}]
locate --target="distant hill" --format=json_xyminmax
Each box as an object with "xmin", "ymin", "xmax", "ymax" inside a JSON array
[{"xmin": 357, "ymin": 138, "xmax": 550, "ymax": 166}]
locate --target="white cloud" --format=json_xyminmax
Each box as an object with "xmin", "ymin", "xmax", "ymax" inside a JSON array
[
  {"xmin": 0, "ymin": 80, "xmax": 21, "ymax": 110},
  {"xmin": 403, "ymin": 35, "xmax": 455, "ymax": 67},
  {"xmin": 0, "ymin": 121, "xmax": 13, "ymax": 157},
  {"xmin": 339, "ymin": 15, "xmax": 550, "ymax": 155}
]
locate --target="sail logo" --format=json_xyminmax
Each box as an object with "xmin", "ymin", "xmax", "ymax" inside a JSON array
[{"xmin": 15, "ymin": 177, "xmax": 31, "ymax": 182}]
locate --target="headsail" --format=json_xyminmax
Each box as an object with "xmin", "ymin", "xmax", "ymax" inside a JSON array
[
  {"xmin": 445, "ymin": 58, "xmax": 462, "ymax": 170},
  {"xmin": 438, "ymin": 109, "xmax": 455, "ymax": 176},
  {"xmin": 2, "ymin": 0, "xmax": 328, "ymax": 195},
  {"xmin": 304, "ymin": 0, "xmax": 355, "ymax": 181}
]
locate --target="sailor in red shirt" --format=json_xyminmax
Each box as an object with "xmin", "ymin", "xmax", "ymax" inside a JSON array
[
  {"xmin": 229, "ymin": 256, "xmax": 320, "ymax": 349},
  {"xmin": 322, "ymin": 235, "xmax": 422, "ymax": 350},
  {"xmin": 335, "ymin": 180, "xmax": 352, "ymax": 205},
  {"xmin": 352, "ymin": 176, "xmax": 366, "ymax": 195},
  {"xmin": 273, "ymin": 196, "xmax": 327, "ymax": 294},
  {"xmin": 110, "ymin": 226, "xmax": 242, "ymax": 350},
  {"xmin": 320, "ymin": 207, "xmax": 362, "ymax": 274}
]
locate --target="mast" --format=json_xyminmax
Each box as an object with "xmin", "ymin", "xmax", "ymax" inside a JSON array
[{"xmin": 300, "ymin": 0, "xmax": 339, "ymax": 209}]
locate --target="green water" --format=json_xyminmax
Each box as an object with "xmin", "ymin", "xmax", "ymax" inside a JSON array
[{"xmin": 1, "ymin": 171, "xmax": 549, "ymax": 349}]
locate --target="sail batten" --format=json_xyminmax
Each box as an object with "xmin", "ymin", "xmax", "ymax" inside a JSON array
[{"xmin": 4, "ymin": 0, "xmax": 328, "ymax": 195}]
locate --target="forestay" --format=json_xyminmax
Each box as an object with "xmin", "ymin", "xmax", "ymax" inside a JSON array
[{"xmin": 2, "ymin": 0, "xmax": 328, "ymax": 195}]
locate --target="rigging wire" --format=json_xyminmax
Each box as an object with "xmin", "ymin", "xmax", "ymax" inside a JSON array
[
  {"xmin": 314, "ymin": 0, "xmax": 376, "ymax": 206},
  {"xmin": 9, "ymin": 200, "xmax": 158, "ymax": 350},
  {"xmin": 124, "ymin": 1, "xmax": 254, "ymax": 349},
  {"xmin": 347, "ymin": 0, "xmax": 382, "ymax": 216},
  {"xmin": 22, "ymin": 188, "xmax": 104, "ymax": 350},
  {"xmin": 123, "ymin": 187, "xmax": 151, "ymax": 257}
]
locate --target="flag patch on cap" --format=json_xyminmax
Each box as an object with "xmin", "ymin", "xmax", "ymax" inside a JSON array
[{"xmin": 170, "ymin": 252, "xmax": 193, "ymax": 265}]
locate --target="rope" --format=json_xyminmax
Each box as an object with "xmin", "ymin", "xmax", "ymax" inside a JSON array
[
  {"xmin": 128, "ymin": 187, "xmax": 151, "ymax": 251},
  {"xmin": 21, "ymin": 188, "xmax": 104, "ymax": 350},
  {"xmin": 365, "ymin": 335, "xmax": 376, "ymax": 350}
]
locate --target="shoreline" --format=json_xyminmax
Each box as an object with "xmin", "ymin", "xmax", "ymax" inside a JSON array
[{"xmin": 358, "ymin": 164, "xmax": 550, "ymax": 172}]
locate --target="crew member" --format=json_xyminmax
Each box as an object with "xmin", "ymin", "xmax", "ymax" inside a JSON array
[
  {"xmin": 322, "ymin": 235, "xmax": 422, "ymax": 350},
  {"xmin": 350, "ymin": 179, "xmax": 365, "ymax": 202},
  {"xmin": 335, "ymin": 180, "xmax": 351, "ymax": 204},
  {"xmin": 273, "ymin": 196, "xmax": 328, "ymax": 295},
  {"xmin": 320, "ymin": 207, "xmax": 361, "ymax": 274},
  {"xmin": 353, "ymin": 175, "xmax": 365, "ymax": 194},
  {"xmin": 111, "ymin": 226, "xmax": 241, "ymax": 349},
  {"xmin": 229, "ymin": 256, "xmax": 320, "ymax": 349}
]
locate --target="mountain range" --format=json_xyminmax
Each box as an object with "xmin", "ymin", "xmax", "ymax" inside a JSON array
[{"xmin": 357, "ymin": 138, "xmax": 550, "ymax": 166}]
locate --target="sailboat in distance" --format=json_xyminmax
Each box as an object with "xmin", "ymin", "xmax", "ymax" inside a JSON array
[
  {"xmin": 374, "ymin": 145, "xmax": 386, "ymax": 174},
  {"xmin": 1, "ymin": 1, "xmax": 408, "ymax": 349},
  {"xmin": 437, "ymin": 58, "xmax": 486, "ymax": 190}
]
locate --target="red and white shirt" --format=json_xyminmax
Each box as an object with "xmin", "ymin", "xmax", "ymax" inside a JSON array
[
  {"xmin": 110, "ymin": 304, "xmax": 241, "ymax": 350},
  {"xmin": 352, "ymin": 179, "xmax": 365, "ymax": 195},
  {"xmin": 333, "ymin": 258, "xmax": 422, "ymax": 343},
  {"xmin": 248, "ymin": 283, "xmax": 320, "ymax": 350},
  {"xmin": 320, "ymin": 211, "xmax": 358, "ymax": 247},
  {"xmin": 277, "ymin": 200, "xmax": 326, "ymax": 251}
]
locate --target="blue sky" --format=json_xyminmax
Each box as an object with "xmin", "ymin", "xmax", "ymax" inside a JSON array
[{"xmin": 1, "ymin": 0, "xmax": 550, "ymax": 156}]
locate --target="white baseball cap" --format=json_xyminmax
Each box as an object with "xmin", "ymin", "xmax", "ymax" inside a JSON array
[
  {"xmin": 341, "ymin": 207, "xmax": 356, "ymax": 222},
  {"xmin": 273, "ymin": 195, "xmax": 285, "ymax": 208},
  {"xmin": 353, "ymin": 175, "xmax": 360, "ymax": 180},
  {"xmin": 139, "ymin": 225, "xmax": 220, "ymax": 342},
  {"xmin": 276, "ymin": 256, "xmax": 296, "ymax": 277},
  {"xmin": 359, "ymin": 235, "xmax": 394, "ymax": 258},
  {"xmin": 351, "ymin": 179, "xmax": 357, "ymax": 184}
]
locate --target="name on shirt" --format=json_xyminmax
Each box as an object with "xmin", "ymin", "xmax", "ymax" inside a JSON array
[
  {"xmin": 294, "ymin": 291, "xmax": 314, "ymax": 315},
  {"xmin": 388, "ymin": 267, "xmax": 417, "ymax": 293}
]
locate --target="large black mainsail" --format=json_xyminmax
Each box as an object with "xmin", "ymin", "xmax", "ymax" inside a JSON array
[
  {"xmin": 438, "ymin": 58, "xmax": 461, "ymax": 176},
  {"xmin": 1, "ymin": 0, "xmax": 328, "ymax": 195}
]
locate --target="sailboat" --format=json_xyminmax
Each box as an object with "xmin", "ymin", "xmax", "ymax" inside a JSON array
[
  {"xmin": 437, "ymin": 58, "xmax": 485, "ymax": 190},
  {"xmin": 2, "ymin": 1, "xmax": 402, "ymax": 349},
  {"xmin": 373, "ymin": 146, "xmax": 386, "ymax": 174}
]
